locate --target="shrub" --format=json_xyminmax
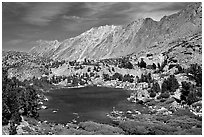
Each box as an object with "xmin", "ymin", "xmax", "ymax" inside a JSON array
[
  {"xmin": 160, "ymin": 92, "xmax": 170, "ymax": 98},
  {"xmin": 79, "ymin": 121, "xmax": 124, "ymax": 135},
  {"xmin": 123, "ymin": 74, "xmax": 134, "ymax": 83},
  {"xmin": 72, "ymin": 77, "xmax": 79, "ymax": 86},
  {"xmin": 146, "ymin": 100, "xmax": 158, "ymax": 106},
  {"xmin": 56, "ymin": 128, "xmax": 92, "ymax": 135},
  {"xmin": 118, "ymin": 121, "xmax": 149, "ymax": 135},
  {"xmin": 166, "ymin": 116, "xmax": 201, "ymax": 130},
  {"xmin": 112, "ymin": 72, "xmax": 123, "ymax": 81},
  {"xmin": 112, "ymin": 67, "xmax": 115, "ymax": 72},
  {"xmin": 176, "ymin": 64, "xmax": 184, "ymax": 73},
  {"xmin": 147, "ymin": 123, "xmax": 178, "ymax": 135},
  {"xmin": 90, "ymin": 72, "xmax": 95, "ymax": 77},
  {"xmin": 180, "ymin": 81, "xmax": 191, "ymax": 96},
  {"xmin": 173, "ymin": 109, "xmax": 200, "ymax": 120},
  {"xmin": 118, "ymin": 58, "xmax": 133, "ymax": 69},
  {"xmin": 155, "ymin": 115, "xmax": 172, "ymax": 123},
  {"xmin": 139, "ymin": 73, "xmax": 152, "ymax": 83},
  {"xmin": 186, "ymin": 91, "xmax": 199, "ymax": 105},
  {"xmin": 150, "ymin": 92, "xmax": 156, "ymax": 98},
  {"xmin": 174, "ymin": 128, "xmax": 202, "ymax": 135},
  {"xmin": 103, "ymin": 73, "xmax": 110, "ymax": 81},
  {"xmin": 87, "ymin": 67, "xmax": 91, "ymax": 72},
  {"xmin": 124, "ymin": 61, "xmax": 134, "ymax": 69},
  {"xmin": 119, "ymin": 120, "xmax": 178, "ymax": 135}
]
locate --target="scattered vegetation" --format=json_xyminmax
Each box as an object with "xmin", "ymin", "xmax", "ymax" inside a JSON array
[
  {"xmin": 180, "ymin": 68, "xmax": 202, "ymax": 105},
  {"xmin": 2, "ymin": 48, "xmax": 202, "ymax": 135},
  {"xmin": 138, "ymin": 72, "xmax": 153, "ymax": 84},
  {"xmin": 161, "ymin": 74, "xmax": 179, "ymax": 93},
  {"xmin": 151, "ymin": 81, "xmax": 161, "ymax": 93},
  {"xmin": 100, "ymin": 57, "xmax": 133, "ymax": 69},
  {"xmin": 2, "ymin": 68, "xmax": 39, "ymax": 134},
  {"xmin": 186, "ymin": 63, "xmax": 202, "ymax": 86},
  {"xmin": 79, "ymin": 121, "xmax": 124, "ymax": 135}
]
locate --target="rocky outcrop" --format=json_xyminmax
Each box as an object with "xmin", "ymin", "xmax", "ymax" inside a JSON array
[{"xmin": 29, "ymin": 3, "xmax": 201, "ymax": 61}]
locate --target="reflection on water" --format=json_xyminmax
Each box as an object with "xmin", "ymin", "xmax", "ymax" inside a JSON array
[{"xmin": 39, "ymin": 86, "xmax": 129, "ymax": 124}]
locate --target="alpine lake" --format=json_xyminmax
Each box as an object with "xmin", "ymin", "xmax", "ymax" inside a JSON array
[{"xmin": 38, "ymin": 86, "xmax": 148, "ymax": 124}]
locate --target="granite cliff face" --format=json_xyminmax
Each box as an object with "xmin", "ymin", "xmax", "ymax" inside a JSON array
[{"xmin": 29, "ymin": 3, "xmax": 201, "ymax": 61}]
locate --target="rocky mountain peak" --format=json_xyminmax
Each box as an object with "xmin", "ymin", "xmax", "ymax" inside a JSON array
[{"xmin": 29, "ymin": 3, "xmax": 201, "ymax": 61}]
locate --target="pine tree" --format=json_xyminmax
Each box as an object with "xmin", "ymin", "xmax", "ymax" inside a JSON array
[
  {"xmin": 87, "ymin": 67, "xmax": 91, "ymax": 72},
  {"xmin": 161, "ymin": 79, "xmax": 168, "ymax": 93},
  {"xmin": 157, "ymin": 63, "xmax": 161, "ymax": 69},
  {"xmin": 161, "ymin": 75, "xmax": 179, "ymax": 93},
  {"xmin": 152, "ymin": 63, "xmax": 157, "ymax": 69},
  {"xmin": 112, "ymin": 67, "xmax": 115, "ymax": 72},
  {"xmin": 139, "ymin": 58, "xmax": 146, "ymax": 68},
  {"xmin": 187, "ymin": 64, "xmax": 202, "ymax": 86},
  {"xmin": 152, "ymin": 81, "xmax": 161, "ymax": 93},
  {"xmin": 180, "ymin": 81, "xmax": 191, "ymax": 96},
  {"xmin": 186, "ymin": 91, "xmax": 199, "ymax": 105},
  {"xmin": 168, "ymin": 75, "xmax": 179, "ymax": 92}
]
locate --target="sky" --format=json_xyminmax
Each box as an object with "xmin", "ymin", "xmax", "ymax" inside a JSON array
[{"xmin": 2, "ymin": 2, "xmax": 191, "ymax": 51}]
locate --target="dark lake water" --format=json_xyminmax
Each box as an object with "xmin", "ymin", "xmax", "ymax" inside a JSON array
[{"xmin": 38, "ymin": 86, "xmax": 131, "ymax": 124}]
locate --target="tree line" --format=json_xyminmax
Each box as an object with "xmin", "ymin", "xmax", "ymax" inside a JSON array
[{"xmin": 2, "ymin": 68, "xmax": 39, "ymax": 134}]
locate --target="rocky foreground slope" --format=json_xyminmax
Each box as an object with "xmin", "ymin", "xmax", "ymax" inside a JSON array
[{"xmin": 29, "ymin": 2, "xmax": 201, "ymax": 61}]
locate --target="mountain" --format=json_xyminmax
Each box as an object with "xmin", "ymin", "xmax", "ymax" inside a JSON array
[{"xmin": 29, "ymin": 2, "xmax": 202, "ymax": 61}]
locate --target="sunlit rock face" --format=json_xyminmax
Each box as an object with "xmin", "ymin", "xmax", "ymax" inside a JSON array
[{"xmin": 29, "ymin": 3, "xmax": 201, "ymax": 61}]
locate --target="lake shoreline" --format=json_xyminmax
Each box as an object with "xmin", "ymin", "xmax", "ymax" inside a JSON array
[{"xmin": 38, "ymin": 86, "xmax": 133, "ymax": 125}]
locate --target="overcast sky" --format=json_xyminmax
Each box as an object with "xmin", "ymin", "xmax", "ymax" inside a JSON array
[{"xmin": 2, "ymin": 2, "xmax": 191, "ymax": 51}]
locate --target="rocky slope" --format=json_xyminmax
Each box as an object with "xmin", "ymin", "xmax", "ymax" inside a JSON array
[
  {"xmin": 2, "ymin": 50, "xmax": 51, "ymax": 81},
  {"xmin": 29, "ymin": 2, "xmax": 202, "ymax": 61}
]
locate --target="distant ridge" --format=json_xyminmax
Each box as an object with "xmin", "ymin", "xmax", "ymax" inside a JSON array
[{"xmin": 29, "ymin": 2, "xmax": 202, "ymax": 61}]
